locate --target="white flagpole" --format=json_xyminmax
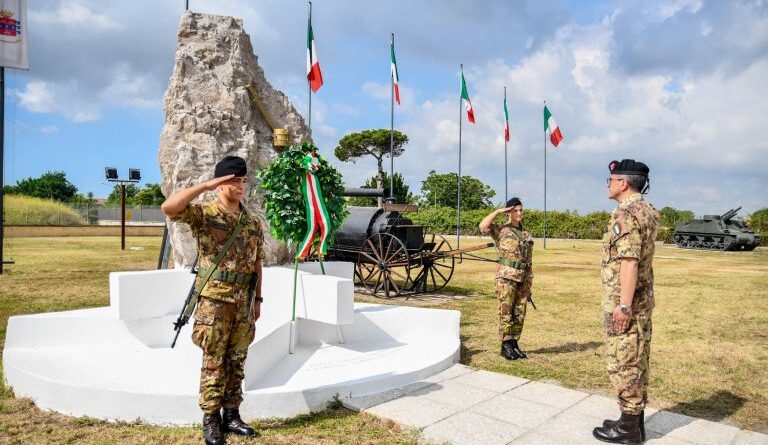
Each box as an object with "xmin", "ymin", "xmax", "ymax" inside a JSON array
[
  {"xmin": 504, "ymin": 87, "xmax": 508, "ymax": 204},
  {"xmin": 307, "ymin": 2, "xmax": 312, "ymax": 132},
  {"xmin": 543, "ymin": 100, "xmax": 547, "ymax": 250},
  {"xmin": 389, "ymin": 33, "xmax": 395, "ymax": 202},
  {"xmin": 457, "ymin": 65, "xmax": 463, "ymax": 250}
]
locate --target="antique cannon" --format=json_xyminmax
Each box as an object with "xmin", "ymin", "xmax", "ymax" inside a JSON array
[{"xmin": 325, "ymin": 190, "xmax": 492, "ymax": 298}]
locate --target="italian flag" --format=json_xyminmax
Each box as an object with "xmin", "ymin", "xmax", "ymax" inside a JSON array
[
  {"xmin": 391, "ymin": 41, "xmax": 400, "ymax": 105},
  {"xmin": 503, "ymin": 97, "xmax": 510, "ymax": 142},
  {"xmin": 306, "ymin": 19, "xmax": 323, "ymax": 93},
  {"xmin": 461, "ymin": 72, "xmax": 475, "ymax": 124},
  {"xmin": 544, "ymin": 104, "xmax": 563, "ymax": 147}
]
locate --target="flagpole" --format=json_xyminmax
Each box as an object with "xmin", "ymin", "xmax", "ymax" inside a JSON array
[
  {"xmin": 457, "ymin": 64, "xmax": 463, "ymax": 250},
  {"xmin": 504, "ymin": 87, "xmax": 508, "ymax": 204},
  {"xmin": 0, "ymin": 67, "xmax": 4, "ymax": 274},
  {"xmin": 543, "ymin": 100, "xmax": 547, "ymax": 250},
  {"xmin": 307, "ymin": 1, "xmax": 312, "ymax": 133},
  {"xmin": 389, "ymin": 33, "xmax": 395, "ymax": 202}
]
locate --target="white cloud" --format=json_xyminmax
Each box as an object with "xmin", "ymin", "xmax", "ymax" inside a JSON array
[
  {"xmin": 657, "ymin": 0, "xmax": 703, "ymax": 21},
  {"xmin": 17, "ymin": 81, "xmax": 55, "ymax": 113},
  {"xmin": 40, "ymin": 126, "xmax": 59, "ymax": 134},
  {"xmin": 31, "ymin": 1, "xmax": 120, "ymax": 31}
]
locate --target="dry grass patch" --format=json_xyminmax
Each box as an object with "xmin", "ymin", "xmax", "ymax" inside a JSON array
[
  {"xmin": 360, "ymin": 237, "xmax": 768, "ymax": 432},
  {"xmin": 0, "ymin": 237, "xmax": 425, "ymax": 445}
]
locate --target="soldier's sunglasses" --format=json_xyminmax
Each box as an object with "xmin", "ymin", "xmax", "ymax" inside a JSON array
[{"xmin": 606, "ymin": 177, "xmax": 626, "ymax": 185}]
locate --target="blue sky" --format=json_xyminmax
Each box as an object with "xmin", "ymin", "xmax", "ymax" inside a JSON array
[{"xmin": 5, "ymin": 0, "xmax": 768, "ymax": 215}]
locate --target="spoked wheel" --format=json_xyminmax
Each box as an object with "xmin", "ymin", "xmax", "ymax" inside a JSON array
[
  {"xmin": 409, "ymin": 233, "xmax": 455, "ymax": 294},
  {"xmin": 356, "ymin": 233, "xmax": 411, "ymax": 298}
]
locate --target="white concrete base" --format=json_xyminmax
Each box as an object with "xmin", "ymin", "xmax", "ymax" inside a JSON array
[{"xmin": 2, "ymin": 262, "xmax": 460, "ymax": 425}]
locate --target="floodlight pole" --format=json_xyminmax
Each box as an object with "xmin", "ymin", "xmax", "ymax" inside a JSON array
[{"xmin": 121, "ymin": 183, "xmax": 126, "ymax": 250}]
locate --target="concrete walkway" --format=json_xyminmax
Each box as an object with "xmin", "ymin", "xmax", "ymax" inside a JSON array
[{"xmin": 343, "ymin": 364, "xmax": 767, "ymax": 445}]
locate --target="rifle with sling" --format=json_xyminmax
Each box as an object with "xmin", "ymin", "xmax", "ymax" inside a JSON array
[{"xmin": 171, "ymin": 209, "xmax": 250, "ymax": 348}]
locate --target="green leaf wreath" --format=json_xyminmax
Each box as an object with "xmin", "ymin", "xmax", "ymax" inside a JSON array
[{"xmin": 258, "ymin": 141, "xmax": 348, "ymax": 249}]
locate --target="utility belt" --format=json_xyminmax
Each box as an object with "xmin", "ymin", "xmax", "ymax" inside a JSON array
[
  {"xmin": 497, "ymin": 258, "xmax": 531, "ymax": 270},
  {"xmin": 198, "ymin": 266, "xmax": 258, "ymax": 285}
]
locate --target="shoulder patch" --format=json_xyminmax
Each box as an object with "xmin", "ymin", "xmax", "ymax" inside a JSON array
[{"xmin": 612, "ymin": 222, "xmax": 622, "ymax": 235}]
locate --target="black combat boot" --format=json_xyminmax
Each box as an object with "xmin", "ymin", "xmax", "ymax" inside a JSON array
[
  {"xmin": 202, "ymin": 412, "xmax": 224, "ymax": 445},
  {"xmin": 593, "ymin": 412, "xmax": 643, "ymax": 444},
  {"xmin": 603, "ymin": 411, "xmax": 645, "ymax": 442},
  {"xmin": 500, "ymin": 340, "xmax": 520, "ymax": 360},
  {"xmin": 510, "ymin": 339, "xmax": 527, "ymax": 359},
  {"xmin": 222, "ymin": 408, "xmax": 257, "ymax": 437}
]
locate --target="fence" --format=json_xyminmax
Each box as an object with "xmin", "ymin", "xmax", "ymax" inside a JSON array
[{"xmin": 4, "ymin": 198, "xmax": 166, "ymax": 226}]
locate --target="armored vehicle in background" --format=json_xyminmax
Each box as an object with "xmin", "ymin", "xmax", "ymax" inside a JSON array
[{"xmin": 673, "ymin": 207, "xmax": 762, "ymax": 251}]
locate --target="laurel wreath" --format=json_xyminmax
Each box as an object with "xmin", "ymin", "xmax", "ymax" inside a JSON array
[{"xmin": 258, "ymin": 141, "xmax": 348, "ymax": 248}]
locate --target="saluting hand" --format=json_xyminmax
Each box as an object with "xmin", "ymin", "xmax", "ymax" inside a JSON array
[{"xmin": 202, "ymin": 174, "xmax": 236, "ymax": 191}]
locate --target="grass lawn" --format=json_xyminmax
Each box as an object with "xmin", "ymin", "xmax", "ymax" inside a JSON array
[
  {"xmin": 1, "ymin": 235, "xmax": 767, "ymax": 442},
  {"xmin": 362, "ymin": 236, "xmax": 768, "ymax": 433},
  {"xmin": 0, "ymin": 237, "xmax": 423, "ymax": 445}
]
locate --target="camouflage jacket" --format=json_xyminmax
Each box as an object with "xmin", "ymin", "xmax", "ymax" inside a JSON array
[
  {"xmin": 172, "ymin": 199, "xmax": 265, "ymax": 303},
  {"xmin": 601, "ymin": 193, "xmax": 659, "ymax": 314},
  {"xmin": 489, "ymin": 222, "xmax": 534, "ymax": 282}
]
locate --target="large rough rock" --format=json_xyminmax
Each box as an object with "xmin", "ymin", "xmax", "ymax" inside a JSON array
[{"xmin": 159, "ymin": 12, "xmax": 310, "ymax": 267}]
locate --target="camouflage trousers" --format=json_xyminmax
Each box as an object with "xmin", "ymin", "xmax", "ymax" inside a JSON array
[
  {"xmin": 192, "ymin": 294, "xmax": 255, "ymax": 414},
  {"xmin": 604, "ymin": 311, "xmax": 653, "ymax": 415},
  {"xmin": 496, "ymin": 276, "xmax": 532, "ymax": 341}
]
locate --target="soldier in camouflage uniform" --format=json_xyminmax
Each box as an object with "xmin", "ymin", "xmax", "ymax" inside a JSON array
[
  {"xmin": 162, "ymin": 156, "xmax": 263, "ymax": 445},
  {"xmin": 479, "ymin": 197, "xmax": 534, "ymax": 360},
  {"xmin": 593, "ymin": 159, "xmax": 659, "ymax": 445}
]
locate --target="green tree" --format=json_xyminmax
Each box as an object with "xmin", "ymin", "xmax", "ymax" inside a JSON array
[
  {"xmin": 348, "ymin": 172, "xmax": 415, "ymax": 206},
  {"xmin": 134, "ymin": 183, "xmax": 166, "ymax": 205},
  {"xmin": 69, "ymin": 191, "xmax": 96, "ymax": 205},
  {"xmin": 334, "ymin": 129, "xmax": 409, "ymax": 207},
  {"xmin": 419, "ymin": 170, "xmax": 495, "ymax": 210},
  {"xmin": 106, "ymin": 184, "xmax": 139, "ymax": 206},
  {"xmin": 659, "ymin": 206, "xmax": 695, "ymax": 229},
  {"xmin": 7, "ymin": 171, "xmax": 78, "ymax": 201},
  {"xmin": 748, "ymin": 208, "xmax": 768, "ymax": 239}
]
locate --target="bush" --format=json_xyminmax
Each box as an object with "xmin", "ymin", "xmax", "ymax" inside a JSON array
[
  {"xmin": 408, "ymin": 206, "xmax": 681, "ymax": 242},
  {"xmin": 409, "ymin": 206, "xmax": 612, "ymax": 239},
  {"xmin": 748, "ymin": 208, "xmax": 768, "ymax": 245},
  {"xmin": 4, "ymin": 195, "xmax": 87, "ymax": 226}
]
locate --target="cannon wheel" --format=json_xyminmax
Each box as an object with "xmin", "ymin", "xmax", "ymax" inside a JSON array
[
  {"xmin": 409, "ymin": 233, "xmax": 455, "ymax": 294},
  {"xmin": 356, "ymin": 233, "xmax": 411, "ymax": 299}
]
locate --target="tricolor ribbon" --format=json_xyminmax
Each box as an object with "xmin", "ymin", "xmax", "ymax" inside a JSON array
[{"xmin": 296, "ymin": 152, "xmax": 332, "ymax": 259}]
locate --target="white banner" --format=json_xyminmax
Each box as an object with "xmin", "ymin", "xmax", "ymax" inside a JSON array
[{"xmin": 0, "ymin": 0, "xmax": 27, "ymax": 70}]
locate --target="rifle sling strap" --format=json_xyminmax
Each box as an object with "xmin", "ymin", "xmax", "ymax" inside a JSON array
[{"xmin": 182, "ymin": 209, "xmax": 250, "ymax": 320}]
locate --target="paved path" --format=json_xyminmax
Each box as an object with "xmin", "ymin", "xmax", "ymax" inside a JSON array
[{"xmin": 343, "ymin": 364, "xmax": 767, "ymax": 445}]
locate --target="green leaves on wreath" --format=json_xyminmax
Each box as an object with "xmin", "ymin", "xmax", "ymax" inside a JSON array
[{"xmin": 258, "ymin": 141, "xmax": 348, "ymax": 246}]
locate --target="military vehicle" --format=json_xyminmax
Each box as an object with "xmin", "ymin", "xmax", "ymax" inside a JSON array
[{"xmin": 673, "ymin": 207, "xmax": 762, "ymax": 251}]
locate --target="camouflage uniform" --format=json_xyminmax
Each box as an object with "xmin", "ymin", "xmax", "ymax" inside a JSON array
[
  {"xmin": 172, "ymin": 199, "xmax": 265, "ymax": 414},
  {"xmin": 601, "ymin": 193, "xmax": 659, "ymax": 415},
  {"xmin": 489, "ymin": 222, "xmax": 534, "ymax": 341}
]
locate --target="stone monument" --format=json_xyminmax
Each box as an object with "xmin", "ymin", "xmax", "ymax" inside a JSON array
[{"xmin": 159, "ymin": 11, "xmax": 309, "ymax": 267}]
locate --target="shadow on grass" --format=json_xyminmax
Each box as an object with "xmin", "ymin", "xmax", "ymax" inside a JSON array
[
  {"xmin": 527, "ymin": 341, "xmax": 602, "ymax": 354},
  {"xmin": 666, "ymin": 390, "xmax": 748, "ymax": 422},
  {"xmin": 646, "ymin": 390, "xmax": 748, "ymax": 438},
  {"xmin": 459, "ymin": 335, "xmax": 486, "ymax": 363}
]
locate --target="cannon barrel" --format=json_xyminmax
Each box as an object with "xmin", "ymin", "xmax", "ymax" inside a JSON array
[
  {"xmin": 343, "ymin": 187, "xmax": 385, "ymax": 197},
  {"xmin": 721, "ymin": 206, "xmax": 742, "ymax": 220}
]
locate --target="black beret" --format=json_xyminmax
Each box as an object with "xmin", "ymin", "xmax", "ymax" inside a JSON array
[
  {"xmin": 608, "ymin": 159, "xmax": 649, "ymax": 177},
  {"xmin": 214, "ymin": 156, "xmax": 247, "ymax": 178},
  {"xmin": 506, "ymin": 197, "xmax": 522, "ymax": 208}
]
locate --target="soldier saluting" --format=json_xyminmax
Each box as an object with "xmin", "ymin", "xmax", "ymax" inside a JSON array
[
  {"xmin": 593, "ymin": 159, "xmax": 659, "ymax": 445},
  {"xmin": 479, "ymin": 197, "xmax": 534, "ymax": 360},
  {"xmin": 162, "ymin": 156, "xmax": 263, "ymax": 445}
]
